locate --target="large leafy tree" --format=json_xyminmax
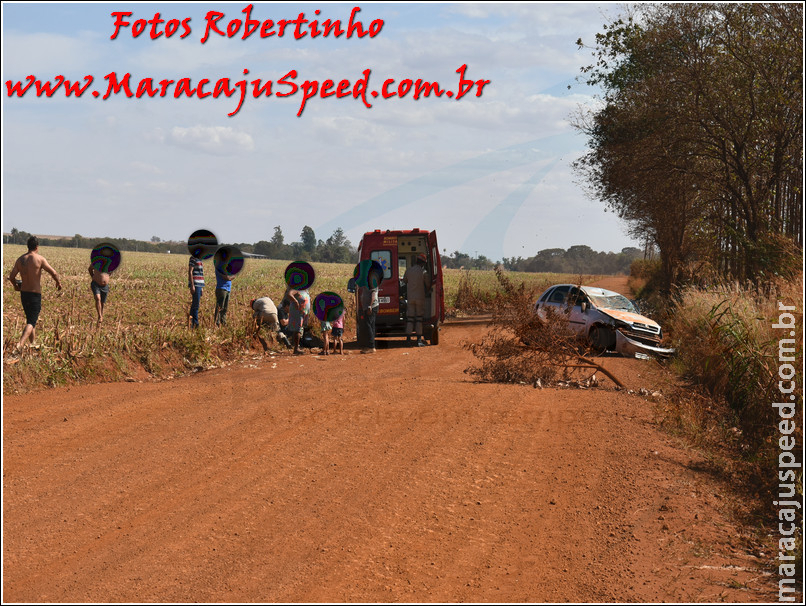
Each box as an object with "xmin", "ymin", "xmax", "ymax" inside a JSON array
[
  {"xmin": 300, "ymin": 226, "xmax": 317, "ymax": 254},
  {"xmin": 271, "ymin": 225, "xmax": 284, "ymax": 248},
  {"xmin": 574, "ymin": 3, "xmax": 802, "ymax": 287}
]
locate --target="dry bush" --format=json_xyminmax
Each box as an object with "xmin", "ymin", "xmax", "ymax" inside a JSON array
[
  {"xmin": 669, "ymin": 274, "xmax": 803, "ymax": 451},
  {"xmin": 465, "ymin": 268, "xmax": 615, "ymax": 388},
  {"xmin": 656, "ymin": 381, "xmax": 743, "ymax": 454},
  {"xmin": 452, "ymin": 270, "xmax": 498, "ymax": 314}
]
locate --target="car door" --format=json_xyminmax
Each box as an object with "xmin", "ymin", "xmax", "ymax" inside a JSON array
[
  {"xmin": 566, "ymin": 287, "xmax": 589, "ymax": 335},
  {"xmin": 536, "ymin": 285, "xmax": 570, "ymax": 320},
  {"xmin": 369, "ymin": 248, "xmax": 395, "ymax": 317},
  {"xmin": 427, "ymin": 230, "xmax": 444, "ymax": 323}
]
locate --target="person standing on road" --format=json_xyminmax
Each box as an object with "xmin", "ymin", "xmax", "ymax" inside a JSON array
[
  {"xmin": 214, "ymin": 266, "xmax": 233, "ymax": 327},
  {"xmin": 188, "ymin": 253, "xmax": 204, "ymax": 328},
  {"xmin": 285, "ymin": 287, "xmax": 311, "ymax": 355},
  {"xmin": 331, "ymin": 307, "xmax": 345, "ymax": 355},
  {"xmin": 403, "ymin": 253, "xmax": 432, "ymax": 347},
  {"xmin": 7, "ymin": 235, "xmax": 62, "ymax": 354},
  {"xmin": 320, "ymin": 314, "xmax": 333, "ymax": 355},
  {"xmin": 358, "ymin": 264, "xmax": 381, "ymax": 354}
]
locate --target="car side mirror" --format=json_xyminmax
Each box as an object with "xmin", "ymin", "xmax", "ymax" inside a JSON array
[{"xmin": 580, "ymin": 301, "xmax": 588, "ymax": 313}]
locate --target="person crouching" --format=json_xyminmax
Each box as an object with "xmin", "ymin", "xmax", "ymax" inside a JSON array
[{"xmin": 250, "ymin": 297, "xmax": 290, "ymax": 351}]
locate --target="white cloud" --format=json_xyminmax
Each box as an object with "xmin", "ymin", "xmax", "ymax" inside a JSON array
[
  {"xmin": 310, "ymin": 115, "xmax": 394, "ymax": 147},
  {"xmin": 2, "ymin": 31, "xmax": 101, "ymax": 76},
  {"xmin": 129, "ymin": 161, "xmax": 163, "ymax": 174},
  {"xmin": 446, "ymin": 3, "xmax": 617, "ymax": 37},
  {"xmin": 389, "ymin": 92, "xmax": 589, "ymax": 136},
  {"xmin": 147, "ymin": 181, "xmax": 187, "ymax": 195},
  {"xmin": 167, "ymin": 125, "xmax": 255, "ymax": 155},
  {"xmin": 144, "ymin": 128, "xmax": 166, "ymax": 144}
]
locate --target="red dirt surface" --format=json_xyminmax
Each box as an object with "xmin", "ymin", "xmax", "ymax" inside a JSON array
[{"xmin": 3, "ymin": 279, "xmax": 784, "ymax": 603}]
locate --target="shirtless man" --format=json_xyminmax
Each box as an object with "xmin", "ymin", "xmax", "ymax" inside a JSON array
[
  {"xmin": 7, "ymin": 236, "xmax": 62, "ymax": 352},
  {"xmin": 88, "ymin": 263, "xmax": 110, "ymax": 323}
]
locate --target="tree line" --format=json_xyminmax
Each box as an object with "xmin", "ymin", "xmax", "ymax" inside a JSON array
[
  {"xmin": 4, "ymin": 226, "xmax": 358, "ymax": 264},
  {"xmin": 6, "ymin": 226, "xmax": 644, "ymax": 275},
  {"xmin": 443, "ymin": 245, "xmax": 644, "ymax": 275},
  {"xmin": 4, "ymin": 228, "xmax": 177, "ymax": 254},
  {"xmin": 574, "ymin": 3, "xmax": 802, "ymax": 290},
  {"xmin": 250, "ymin": 226, "xmax": 356, "ymax": 264}
]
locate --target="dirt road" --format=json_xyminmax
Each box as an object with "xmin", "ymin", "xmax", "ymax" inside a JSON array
[{"xmin": 3, "ymin": 304, "xmax": 781, "ymax": 602}]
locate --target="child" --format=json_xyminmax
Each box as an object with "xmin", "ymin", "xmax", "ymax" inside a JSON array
[
  {"xmin": 320, "ymin": 316, "xmax": 332, "ymax": 355},
  {"xmin": 331, "ymin": 308, "xmax": 345, "ymax": 355}
]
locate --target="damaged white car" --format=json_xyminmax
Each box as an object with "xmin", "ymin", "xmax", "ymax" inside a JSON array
[{"xmin": 534, "ymin": 284, "xmax": 675, "ymax": 358}]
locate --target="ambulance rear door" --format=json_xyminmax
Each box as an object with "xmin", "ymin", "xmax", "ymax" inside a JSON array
[
  {"xmin": 369, "ymin": 233, "xmax": 400, "ymax": 321},
  {"xmin": 428, "ymin": 230, "xmax": 444, "ymax": 323}
]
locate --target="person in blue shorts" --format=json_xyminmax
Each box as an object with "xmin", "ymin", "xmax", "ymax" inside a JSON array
[{"xmin": 88, "ymin": 263, "xmax": 111, "ymax": 323}]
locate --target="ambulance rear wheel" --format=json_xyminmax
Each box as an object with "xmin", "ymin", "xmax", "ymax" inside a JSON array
[{"xmin": 430, "ymin": 324, "xmax": 439, "ymax": 345}]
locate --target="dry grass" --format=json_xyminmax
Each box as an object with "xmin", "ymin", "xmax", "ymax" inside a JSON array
[
  {"xmin": 2, "ymin": 245, "xmax": 358, "ymax": 392},
  {"xmin": 668, "ymin": 274, "xmax": 803, "ymax": 452},
  {"xmin": 446, "ymin": 267, "xmax": 596, "ymax": 314},
  {"xmin": 664, "ymin": 273, "xmax": 803, "ymax": 566},
  {"xmin": 2, "ymin": 245, "xmax": 596, "ymax": 393}
]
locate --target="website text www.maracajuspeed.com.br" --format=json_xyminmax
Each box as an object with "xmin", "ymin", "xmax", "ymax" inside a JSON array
[{"xmin": 5, "ymin": 65, "xmax": 491, "ymax": 117}]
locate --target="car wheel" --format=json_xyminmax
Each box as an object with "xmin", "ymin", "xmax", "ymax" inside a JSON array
[
  {"xmin": 430, "ymin": 323, "xmax": 439, "ymax": 346},
  {"xmin": 588, "ymin": 324, "xmax": 613, "ymax": 355}
]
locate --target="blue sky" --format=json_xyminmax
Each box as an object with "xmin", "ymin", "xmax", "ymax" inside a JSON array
[{"xmin": 2, "ymin": 2, "xmax": 638, "ymax": 260}]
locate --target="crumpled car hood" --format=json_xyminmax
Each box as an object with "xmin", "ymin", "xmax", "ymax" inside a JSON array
[{"xmin": 598, "ymin": 308, "xmax": 660, "ymax": 328}]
